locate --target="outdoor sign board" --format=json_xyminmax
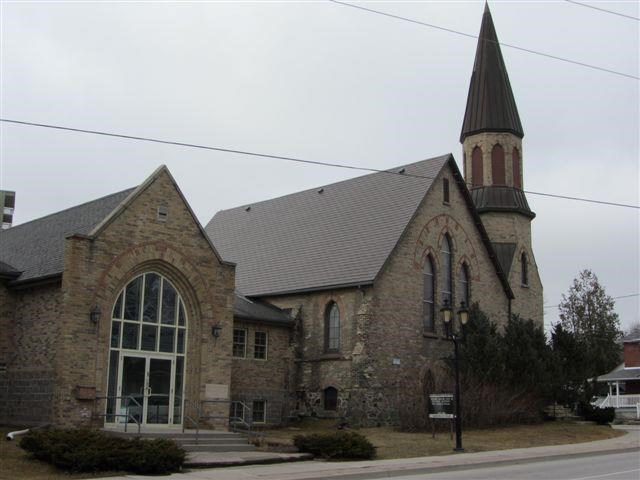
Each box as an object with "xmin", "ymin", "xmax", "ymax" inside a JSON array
[{"xmin": 428, "ymin": 393, "xmax": 454, "ymax": 419}]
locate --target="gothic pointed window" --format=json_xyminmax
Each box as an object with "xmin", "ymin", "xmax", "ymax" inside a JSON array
[
  {"xmin": 441, "ymin": 235, "xmax": 452, "ymax": 306},
  {"xmin": 471, "ymin": 147, "xmax": 483, "ymax": 188},
  {"xmin": 324, "ymin": 387, "xmax": 338, "ymax": 411},
  {"xmin": 513, "ymin": 147, "xmax": 521, "ymax": 188},
  {"xmin": 423, "ymin": 255, "xmax": 435, "ymax": 331},
  {"xmin": 521, "ymin": 252, "xmax": 529, "ymax": 286},
  {"xmin": 325, "ymin": 302, "xmax": 340, "ymax": 352},
  {"xmin": 491, "ymin": 144, "xmax": 505, "ymax": 185},
  {"xmin": 458, "ymin": 263, "xmax": 469, "ymax": 306}
]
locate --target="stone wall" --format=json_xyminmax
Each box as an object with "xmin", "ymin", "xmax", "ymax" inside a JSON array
[
  {"xmin": 0, "ymin": 282, "xmax": 61, "ymax": 426},
  {"xmin": 265, "ymin": 287, "xmax": 372, "ymax": 421},
  {"xmin": 230, "ymin": 319, "xmax": 293, "ymax": 425}
]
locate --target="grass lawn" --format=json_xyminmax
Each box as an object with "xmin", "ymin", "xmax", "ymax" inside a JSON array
[
  {"xmin": 257, "ymin": 419, "xmax": 626, "ymax": 460},
  {"xmin": 0, "ymin": 428, "xmax": 126, "ymax": 480}
]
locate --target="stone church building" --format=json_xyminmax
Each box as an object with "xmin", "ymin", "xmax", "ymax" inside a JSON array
[{"xmin": 0, "ymin": 5, "xmax": 542, "ymax": 429}]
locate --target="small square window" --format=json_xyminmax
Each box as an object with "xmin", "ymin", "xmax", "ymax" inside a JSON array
[
  {"xmin": 443, "ymin": 178, "xmax": 450, "ymax": 204},
  {"xmin": 252, "ymin": 400, "xmax": 266, "ymax": 423},
  {"xmin": 233, "ymin": 329, "xmax": 247, "ymax": 358},
  {"xmin": 254, "ymin": 331, "xmax": 267, "ymax": 360}
]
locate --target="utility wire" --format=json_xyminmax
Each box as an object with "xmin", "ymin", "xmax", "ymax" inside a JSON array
[
  {"xmin": 328, "ymin": 0, "xmax": 639, "ymax": 81},
  {"xmin": 544, "ymin": 293, "xmax": 640, "ymax": 309},
  {"xmin": 2, "ymin": 118, "xmax": 639, "ymax": 210},
  {"xmin": 565, "ymin": 0, "xmax": 640, "ymax": 21}
]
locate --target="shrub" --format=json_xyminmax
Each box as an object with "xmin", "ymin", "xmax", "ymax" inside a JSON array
[
  {"xmin": 293, "ymin": 431, "xmax": 375, "ymax": 459},
  {"xmin": 20, "ymin": 429, "xmax": 185, "ymax": 474},
  {"xmin": 576, "ymin": 402, "xmax": 615, "ymax": 424}
]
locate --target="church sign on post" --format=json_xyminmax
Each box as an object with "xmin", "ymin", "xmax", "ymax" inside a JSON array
[{"xmin": 428, "ymin": 393, "xmax": 454, "ymax": 419}]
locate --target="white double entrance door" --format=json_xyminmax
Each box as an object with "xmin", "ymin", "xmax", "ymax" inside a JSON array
[{"xmin": 116, "ymin": 353, "xmax": 181, "ymax": 426}]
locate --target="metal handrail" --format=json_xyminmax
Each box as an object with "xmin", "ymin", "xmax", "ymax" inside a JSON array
[{"xmin": 93, "ymin": 394, "xmax": 143, "ymax": 435}]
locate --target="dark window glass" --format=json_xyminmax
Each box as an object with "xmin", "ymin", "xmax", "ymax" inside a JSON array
[
  {"xmin": 141, "ymin": 325, "xmax": 157, "ymax": 351},
  {"xmin": 122, "ymin": 322, "xmax": 139, "ymax": 349},
  {"xmin": 521, "ymin": 253, "xmax": 529, "ymax": 286},
  {"xmin": 161, "ymin": 279, "xmax": 177, "ymax": 325},
  {"xmin": 173, "ymin": 357, "xmax": 184, "ymax": 424},
  {"xmin": 106, "ymin": 350, "xmax": 119, "ymax": 422},
  {"xmin": 441, "ymin": 235, "xmax": 452, "ymax": 305},
  {"xmin": 159, "ymin": 327, "xmax": 175, "ymax": 353},
  {"xmin": 233, "ymin": 329, "xmax": 246, "ymax": 358},
  {"xmin": 112, "ymin": 292, "xmax": 123, "ymax": 319},
  {"xmin": 423, "ymin": 256, "xmax": 435, "ymax": 331},
  {"xmin": 143, "ymin": 273, "xmax": 161, "ymax": 323},
  {"xmin": 443, "ymin": 178, "xmax": 450, "ymax": 204},
  {"xmin": 178, "ymin": 300, "xmax": 186, "ymax": 326},
  {"xmin": 231, "ymin": 401, "xmax": 244, "ymax": 421},
  {"xmin": 472, "ymin": 147, "xmax": 483, "ymax": 188},
  {"xmin": 324, "ymin": 387, "xmax": 338, "ymax": 411},
  {"xmin": 459, "ymin": 264, "xmax": 469, "ymax": 306},
  {"xmin": 325, "ymin": 303, "xmax": 340, "ymax": 352},
  {"xmin": 254, "ymin": 331, "xmax": 267, "ymax": 360},
  {"xmin": 124, "ymin": 276, "xmax": 142, "ymax": 321},
  {"xmin": 491, "ymin": 144, "xmax": 506, "ymax": 185},
  {"xmin": 110, "ymin": 321, "xmax": 121, "ymax": 348},
  {"xmin": 177, "ymin": 329, "xmax": 185, "ymax": 354},
  {"xmin": 252, "ymin": 400, "xmax": 266, "ymax": 423}
]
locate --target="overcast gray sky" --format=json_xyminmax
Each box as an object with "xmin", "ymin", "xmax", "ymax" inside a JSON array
[{"xmin": 1, "ymin": 1, "xmax": 638, "ymax": 332}]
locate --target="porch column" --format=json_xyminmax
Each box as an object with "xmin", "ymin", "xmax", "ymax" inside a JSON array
[{"xmin": 615, "ymin": 382, "xmax": 620, "ymax": 408}]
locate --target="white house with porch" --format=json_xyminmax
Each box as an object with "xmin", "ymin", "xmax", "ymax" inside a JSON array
[{"xmin": 595, "ymin": 338, "xmax": 640, "ymax": 419}]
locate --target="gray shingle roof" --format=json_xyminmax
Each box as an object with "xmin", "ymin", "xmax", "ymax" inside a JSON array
[
  {"xmin": 0, "ymin": 189, "xmax": 135, "ymax": 283},
  {"xmin": 206, "ymin": 155, "xmax": 450, "ymax": 297},
  {"xmin": 234, "ymin": 293, "xmax": 294, "ymax": 326},
  {"xmin": 598, "ymin": 367, "xmax": 640, "ymax": 382}
]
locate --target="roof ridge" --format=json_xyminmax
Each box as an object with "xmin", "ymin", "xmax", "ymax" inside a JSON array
[
  {"xmin": 0, "ymin": 187, "xmax": 136, "ymax": 234},
  {"xmin": 212, "ymin": 154, "xmax": 451, "ymax": 216}
]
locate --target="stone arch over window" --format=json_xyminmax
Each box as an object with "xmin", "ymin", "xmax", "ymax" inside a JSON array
[
  {"xmin": 521, "ymin": 252, "xmax": 529, "ymax": 286},
  {"xmin": 323, "ymin": 386, "xmax": 338, "ymax": 411},
  {"xmin": 107, "ymin": 271, "xmax": 188, "ymax": 426},
  {"xmin": 491, "ymin": 144, "xmax": 506, "ymax": 185},
  {"xmin": 512, "ymin": 147, "xmax": 521, "ymax": 188},
  {"xmin": 423, "ymin": 255, "xmax": 435, "ymax": 332},
  {"xmin": 441, "ymin": 234, "xmax": 452, "ymax": 306},
  {"xmin": 471, "ymin": 146, "xmax": 483, "ymax": 188},
  {"xmin": 458, "ymin": 263, "xmax": 470, "ymax": 307},
  {"xmin": 324, "ymin": 302, "xmax": 340, "ymax": 352}
]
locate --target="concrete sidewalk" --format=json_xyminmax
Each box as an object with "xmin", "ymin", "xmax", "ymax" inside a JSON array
[{"xmin": 99, "ymin": 425, "xmax": 640, "ymax": 480}]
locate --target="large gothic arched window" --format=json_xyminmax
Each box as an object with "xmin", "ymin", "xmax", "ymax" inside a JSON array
[
  {"xmin": 441, "ymin": 235, "xmax": 452, "ymax": 306},
  {"xmin": 458, "ymin": 263, "xmax": 470, "ymax": 307},
  {"xmin": 471, "ymin": 147, "xmax": 483, "ymax": 188},
  {"xmin": 423, "ymin": 255, "xmax": 435, "ymax": 331},
  {"xmin": 106, "ymin": 272, "xmax": 187, "ymax": 426},
  {"xmin": 325, "ymin": 302, "xmax": 340, "ymax": 352}
]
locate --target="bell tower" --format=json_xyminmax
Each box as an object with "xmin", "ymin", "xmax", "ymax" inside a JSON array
[{"xmin": 461, "ymin": 3, "xmax": 542, "ymax": 325}]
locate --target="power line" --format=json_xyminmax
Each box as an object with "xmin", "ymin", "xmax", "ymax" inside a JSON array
[
  {"xmin": 2, "ymin": 118, "xmax": 639, "ymax": 210},
  {"xmin": 328, "ymin": 0, "xmax": 639, "ymax": 81},
  {"xmin": 544, "ymin": 293, "xmax": 640, "ymax": 309},
  {"xmin": 565, "ymin": 0, "xmax": 640, "ymax": 21}
]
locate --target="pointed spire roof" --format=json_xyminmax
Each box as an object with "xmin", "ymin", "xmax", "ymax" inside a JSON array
[{"xmin": 460, "ymin": 3, "xmax": 523, "ymax": 142}]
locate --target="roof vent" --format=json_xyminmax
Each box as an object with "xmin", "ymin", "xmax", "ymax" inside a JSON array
[
  {"xmin": 317, "ymin": 188, "xmax": 324, "ymax": 194},
  {"xmin": 398, "ymin": 168, "xmax": 406, "ymax": 174},
  {"xmin": 245, "ymin": 206, "xmax": 251, "ymax": 212},
  {"xmin": 157, "ymin": 204, "xmax": 168, "ymax": 222}
]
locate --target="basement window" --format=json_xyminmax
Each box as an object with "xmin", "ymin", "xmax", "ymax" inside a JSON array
[{"xmin": 157, "ymin": 205, "xmax": 168, "ymax": 222}]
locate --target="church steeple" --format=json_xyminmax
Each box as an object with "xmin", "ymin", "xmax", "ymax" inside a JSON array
[{"xmin": 460, "ymin": 2, "xmax": 523, "ymax": 143}]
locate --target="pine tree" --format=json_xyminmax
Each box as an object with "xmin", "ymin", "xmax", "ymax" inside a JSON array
[{"xmin": 558, "ymin": 269, "xmax": 622, "ymax": 378}]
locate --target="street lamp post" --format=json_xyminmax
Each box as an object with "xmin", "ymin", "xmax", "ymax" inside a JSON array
[{"xmin": 441, "ymin": 299, "xmax": 469, "ymax": 453}]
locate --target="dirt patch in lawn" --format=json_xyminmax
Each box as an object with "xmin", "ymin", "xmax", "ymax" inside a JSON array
[
  {"xmin": 257, "ymin": 419, "xmax": 625, "ymax": 460},
  {"xmin": 0, "ymin": 428, "xmax": 126, "ymax": 480}
]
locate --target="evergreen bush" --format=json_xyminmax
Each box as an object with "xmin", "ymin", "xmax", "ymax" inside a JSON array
[
  {"xmin": 293, "ymin": 431, "xmax": 375, "ymax": 459},
  {"xmin": 20, "ymin": 429, "xmax": 185, "ymax": 474}
]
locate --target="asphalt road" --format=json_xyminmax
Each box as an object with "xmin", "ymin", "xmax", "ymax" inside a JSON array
[{"xmin": 376, "ymin": 451, "xmax": 640, "ymax": 480}]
